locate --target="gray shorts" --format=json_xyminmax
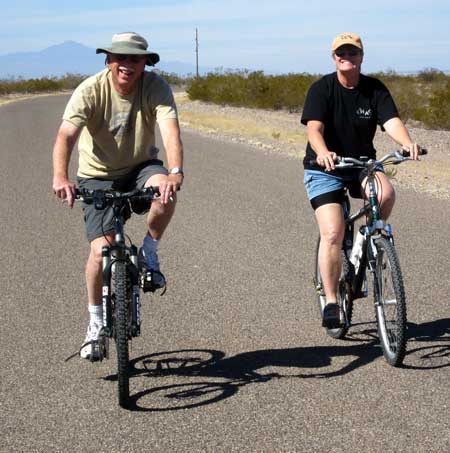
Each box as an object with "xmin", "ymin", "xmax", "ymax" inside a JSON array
[{"xmin": 77, "ymin": 159, "xmax": 167, "ymax": 242}]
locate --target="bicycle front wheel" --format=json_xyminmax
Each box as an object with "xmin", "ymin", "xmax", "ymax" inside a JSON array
[
  {"xmin": 372, "ymin": 236, "xmax": 407, "ymax": 367},
  {"xmin": 114, "ymin": 260, "xmax": 131, "ymax": 408}
]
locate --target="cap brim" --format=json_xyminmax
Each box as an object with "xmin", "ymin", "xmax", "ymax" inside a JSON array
[{"xmin": 332, "ymin": 41, "xmax": 363, "ymax": 51}]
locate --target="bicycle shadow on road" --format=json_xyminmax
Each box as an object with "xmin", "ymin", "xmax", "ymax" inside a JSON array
[
  {"xmin": 403, "ymin": 317, "xmax": 450, "ymax": 370},
  {"xmin": 119, "ymin": 335, "xmax": 381, "ymax": 411}
]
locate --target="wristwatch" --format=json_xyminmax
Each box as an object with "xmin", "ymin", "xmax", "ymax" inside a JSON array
[{"xmin": 169, "ymin": 167, "xmax": 184, "ymax": 176}]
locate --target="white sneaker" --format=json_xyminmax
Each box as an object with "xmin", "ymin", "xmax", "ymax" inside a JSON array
[
  {"xmin": 80, "ymin": 323, "xmax": 103, "ymax": 361},
  {"xmin": 138, "ymin": 247, "xmax": 165, "ymax": 289}
]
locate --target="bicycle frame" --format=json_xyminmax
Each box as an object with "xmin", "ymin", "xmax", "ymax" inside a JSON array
[{"xmin": 342, "ymin": 159, "xmax": 396, "ymax": 300}]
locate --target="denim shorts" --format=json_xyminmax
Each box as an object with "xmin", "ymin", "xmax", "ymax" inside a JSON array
[
  {"xmin": 77, "ymin": 159, "xmax": 168, "ymax": 242},
  {"xmin": 303, "ymin": 170, "xmax": 359, "ymax": 200},
  {"xmin": 304, "ymin": 167, "xmax": 386, "ymax": 210}
]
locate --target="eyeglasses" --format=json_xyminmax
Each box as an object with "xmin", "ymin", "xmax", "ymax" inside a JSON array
[
  {"xmin": 335, "ymin": 49, "xmax": 360, "ymax": 58},
  {"xmin": 115, "ymin": 54, "xmax": 145, "ymax": 63}
]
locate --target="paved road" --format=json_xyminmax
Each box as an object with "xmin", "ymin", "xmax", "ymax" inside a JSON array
[{"xmin": 1, "ymin": 95, "xmax": 449, "ymax": 452}]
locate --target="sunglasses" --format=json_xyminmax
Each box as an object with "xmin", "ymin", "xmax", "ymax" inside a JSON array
[
  {"xmin": 115, "ymin": 54, "xmax": 145, "ymax": 63},
  {"xmin": 335, "ymin": 49, "xmax": 360, "ymax": 58}
]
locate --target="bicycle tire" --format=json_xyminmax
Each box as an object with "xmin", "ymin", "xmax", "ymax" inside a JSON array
[
  {"xmin": 314, "ymin": 236, "xmax": 354, "ymax": 339},
  {"xmin": 114, "ymin": 260, "xmax": 131, "ymax": 407},
  {"xmin": 372, "ymin": 236, "xmax": 407, "ymax": 367}
]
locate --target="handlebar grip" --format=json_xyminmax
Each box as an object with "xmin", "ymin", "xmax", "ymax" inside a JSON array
[{"xmin": 401, "ymin": 148, "xmax": 427, "ymax": 157}]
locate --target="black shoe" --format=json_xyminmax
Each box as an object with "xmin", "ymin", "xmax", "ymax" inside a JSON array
[
  {"xmin": 322, "ymin": 303, "xmax": 341, "ymax": 328},
  {"xmin": 140, "ymin": 269, "xmax": 166, "ymax": 293}
]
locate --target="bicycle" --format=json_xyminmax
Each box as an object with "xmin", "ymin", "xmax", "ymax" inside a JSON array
[
  {"xmin": 74, "ymin": 186, "xmax": 164, "ymax": 408},
  {"xmin": 313, "ymin": 149, "xmax": 426, "ymax": 367}
]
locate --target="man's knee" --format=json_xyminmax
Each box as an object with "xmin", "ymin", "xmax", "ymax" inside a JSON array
[
  {"xmin": 88, "ymin": 236, "xmax": 113, "ymax": 264},
  {"xmin": 150, "ymin": 198, "xmax": 176, "ymax": 217}
]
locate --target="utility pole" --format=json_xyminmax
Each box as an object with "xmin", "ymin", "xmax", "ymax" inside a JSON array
[{"xmin": 195, "ymin": 28, "xmax": 199, "ymax": 78}]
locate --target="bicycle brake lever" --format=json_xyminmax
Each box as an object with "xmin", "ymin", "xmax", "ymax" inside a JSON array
[{"xmin": 93, "ymin": 190, "xmax": 107, "ymax": 210}]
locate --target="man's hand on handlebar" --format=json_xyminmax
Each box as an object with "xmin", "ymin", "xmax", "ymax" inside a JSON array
[
  {"xmin": 53, "ymin": 176, "xmax": 76, "ymax": 208},
  {"xmin": 315, "ymin": 151, "xmax": 338, "ymax": 171},
  {"xmin": 159, "ymin": 173, "xmax": 183, "ymax": 204}
]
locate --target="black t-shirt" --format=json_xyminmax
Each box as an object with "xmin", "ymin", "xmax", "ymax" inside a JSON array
[{"xmin": 301, "ymin": 72, "xmax": 399, "ymax": 170}]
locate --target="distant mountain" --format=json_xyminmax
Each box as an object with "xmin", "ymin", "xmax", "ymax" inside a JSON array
[{"xmin": 0, "ymin": 41, "xmax": 211, "ymax": 79}]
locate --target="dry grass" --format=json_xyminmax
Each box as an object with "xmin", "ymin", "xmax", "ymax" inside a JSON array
[{"xmin": 175, "ymin": 92, "xmax": 307, "ymax": 157}]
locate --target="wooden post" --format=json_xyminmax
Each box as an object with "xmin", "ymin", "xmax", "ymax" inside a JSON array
[{"xmin": 195, "ymin": 28, "xmax": 199, "ymax": 78}]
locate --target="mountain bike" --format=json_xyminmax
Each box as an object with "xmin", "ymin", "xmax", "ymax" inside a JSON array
[
  {"xmin": 313, "ymin": 149, "xmax": 426, "ymax": 367},
  {"xmin": 75, "ymin": 186, "xmax": 163, "ymax": 408}
]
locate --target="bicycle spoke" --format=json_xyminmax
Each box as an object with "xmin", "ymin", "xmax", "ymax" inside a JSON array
[{"xmin": 373, "ymin": 237, "xmax": 407, "ymax": 366}]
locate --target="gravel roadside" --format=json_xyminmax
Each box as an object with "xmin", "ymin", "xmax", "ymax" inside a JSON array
[{"xmin": 175, "ymin": 92, "xmax": 450, "ymax": 199}]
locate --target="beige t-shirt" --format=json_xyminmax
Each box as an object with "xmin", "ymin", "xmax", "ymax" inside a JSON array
[{"xmin": 63, "ymin": 68, "xmax": 178, "ymax": 178}]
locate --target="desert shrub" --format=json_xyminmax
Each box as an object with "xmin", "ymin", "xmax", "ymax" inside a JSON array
[
  {"xmin": 187, "ymin": 69, "xmax": 450, "ymax": 129},
  {"xmin": 157, "ymin": 70, "xmax": 191, "ymax": 86},
  {"xmin": 0, "ymin": 77, "xmax": 61, "ymax": 94},
  {"xmin": 0, "ymin": 73, "xmax": 90, "ymax": 94},
  {"xmin": 58, "ymin": 73, "xmax": 86, "ymax": 89},
  {"xmin": 416, "ymin": 68, "xmax": 448, "ymax": 84},
  {"xmin": 186, "ymin": 70, "xmax": 318, "ymax": 110},
  {"xmin": 414, "ymin": 80, "xmax": 450, "ymax": 130}
]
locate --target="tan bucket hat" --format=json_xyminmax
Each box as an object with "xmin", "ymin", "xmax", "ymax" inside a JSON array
[
  {"xmin": 332, "ymin": 32, "xmax": 363, "ymax": 52},
  {"xmin": 96, "ymin": 32, "xmax": 160, "ymax": 65}
]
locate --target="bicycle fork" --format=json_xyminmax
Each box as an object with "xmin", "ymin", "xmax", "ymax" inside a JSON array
[
  {"xmin": 99, "ymin": 246, "xmax": 142, "ymax": 360},
  {"xmin": 365, "ymin": 226, "xmax": 394, "ymax": 307}
]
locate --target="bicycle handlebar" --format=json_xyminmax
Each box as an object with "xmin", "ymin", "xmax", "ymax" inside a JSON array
[
  {"xmin": 309, "ymin": 149, "xmax": 427, "ymax": 169},
  {"xmin": 75, "ymin": 186, "xmax": 161, "ymax": 208}
]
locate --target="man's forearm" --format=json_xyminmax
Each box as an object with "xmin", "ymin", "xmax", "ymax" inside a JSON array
[
  {"xmin": 52, "ymin": 121, "xmax": 80, "ymax": 180},
  {"xmin": 53, "ymin": 141, "xmax": 72, "ymax": 180}
]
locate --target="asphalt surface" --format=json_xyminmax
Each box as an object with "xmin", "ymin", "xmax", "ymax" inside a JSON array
[{"xmin": 1, "ymin": 95, "xmax": 449, "ymax": 452}]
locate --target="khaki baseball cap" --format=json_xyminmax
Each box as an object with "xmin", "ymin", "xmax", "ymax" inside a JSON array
[
  {"xmin": 96, "ymin": 32, "xmax": 160, "ymax": 66},
  {"xmin": 332, "ymin": 32, "xmax": 363, "ymax": 52}
]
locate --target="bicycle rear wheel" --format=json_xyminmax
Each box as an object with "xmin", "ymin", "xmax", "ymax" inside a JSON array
[
  {"xmin": 314, "ymin": 237, "xmax": 354, "ymax": 339},
  {"xmin": 114, "ymin": 260, "xmax": 131, "ymax": 407},
  {"xmin": 372, "ymin": 236, "xmax": 407, "ymax": 367}
]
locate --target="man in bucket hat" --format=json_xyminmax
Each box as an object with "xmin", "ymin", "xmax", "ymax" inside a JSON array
[{"xmin": 52, "ymin": 32, "xmax": 184, "ymax": 360}]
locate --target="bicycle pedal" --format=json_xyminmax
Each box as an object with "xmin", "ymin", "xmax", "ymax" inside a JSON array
[
  {"xmin": 140, "ymin": 270, "xmax": 166, "ymax": 293},
  {"xmin": 88, "ymin": 338, "xmax": 109, "ymax": 362}
]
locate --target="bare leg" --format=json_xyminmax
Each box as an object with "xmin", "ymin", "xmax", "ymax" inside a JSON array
[
  {"xmin": 362, "ymin": 172, "xmax": 396, "ymax": 220},
  {"xmin": 145, "ymin": 174, "xmax": 176, "ymax": 239},
  {"xmin": 86, "ymin": 234, "xmax": 114, "ymax": 306},
  {"xmin": 315, "ymin": 203, "xmax": 345, "ymax": 303}
]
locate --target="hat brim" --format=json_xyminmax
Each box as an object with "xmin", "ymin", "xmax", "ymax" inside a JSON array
[{"xmin": 96, "ymin": 47, "xmax": 160, "ymax": 66}]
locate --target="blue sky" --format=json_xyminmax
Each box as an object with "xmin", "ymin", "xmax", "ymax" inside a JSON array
[{"xmin": 1, "ymin": 0, "xmax": 449, "ymax": 74}]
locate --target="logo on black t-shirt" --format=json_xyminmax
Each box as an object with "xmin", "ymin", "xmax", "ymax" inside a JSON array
[{"xmin": 356, "ymin": 107, "xmax": 372, "ymax": 119}]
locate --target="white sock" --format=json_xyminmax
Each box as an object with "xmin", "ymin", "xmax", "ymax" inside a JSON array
[{"xmin": 88, "ymin": 304, "xmax": 103, "ymax": 326}]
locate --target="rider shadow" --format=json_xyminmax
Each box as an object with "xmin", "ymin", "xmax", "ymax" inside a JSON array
[
  {"xmin": 119, "ymin": 335, "xmax": 381, "ymax": 411},
  {"xmin": 403, "ymin": 317, "xmax": 450, "ymax": 370}
]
